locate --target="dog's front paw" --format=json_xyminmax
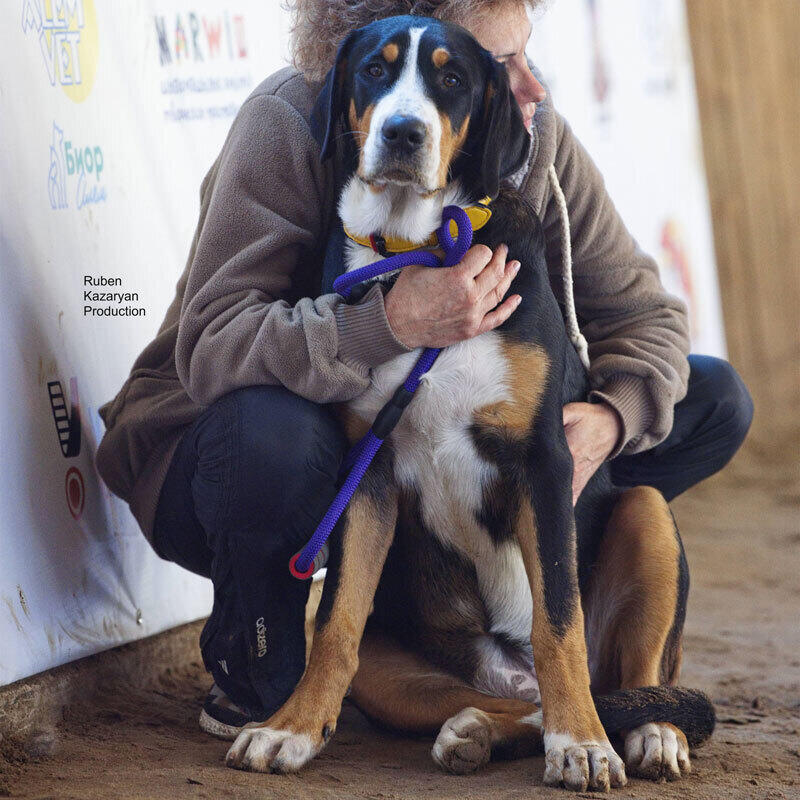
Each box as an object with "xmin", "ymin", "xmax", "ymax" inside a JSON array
[
  {"xmin": 225, "ymin": 688, "xmax": 340, "ymax": 773},
  {"xmin": 225, "ymin": 726, "xmax": 322, "ymax": 773},
  {"xmin": 625, "ymin": 722, "xmax": 690, "ymax": 781},
  {"xmin": 543, "ymin": 733, "xmax": 627, "ymax": 792},
  {"xmin": 432, "ymin": 707, "xmax": 492, "ymax": 774}
]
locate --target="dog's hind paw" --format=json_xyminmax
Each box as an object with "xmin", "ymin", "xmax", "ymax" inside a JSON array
[
  {"xmin": 432, "ymin": 707, "xmax": 492, "ymax": 774},
  {"xmin": 625, "ymin": 722, "xmax": 691, "ymax": 781},
  {"xmin": 225, "ymin": 726, "xmax": 318, "ymax": 773},
  {"xmin": 543, "ymin": 733, "xmax": 627, "ymax": 792}
]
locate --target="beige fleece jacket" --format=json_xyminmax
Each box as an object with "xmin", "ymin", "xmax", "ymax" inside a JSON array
[{"xmin": 96, "ymin": 67, "xmax": 690, "ymax": 542}]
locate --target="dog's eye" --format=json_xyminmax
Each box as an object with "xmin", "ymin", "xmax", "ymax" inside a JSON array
[
  {"xmin": 365, "ymin": 63, "xmax": 384, "ymax": 79},
  {"xmin": 442, "ymin": 73, "xmax": 461, "ymax": 88}
]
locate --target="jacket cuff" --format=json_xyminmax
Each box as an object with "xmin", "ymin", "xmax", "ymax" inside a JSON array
[
  {"xmin": 589, "ymin": 374, "xmax": 655, "ymax": 459},
  {"xmin": 335, "ymin": 282, "xmax": 414, "ymax": 374}
]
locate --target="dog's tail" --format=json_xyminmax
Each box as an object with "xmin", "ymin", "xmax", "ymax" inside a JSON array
[{"xmin": 593, "ymin": 685, "xmax": 715, "ymax": 747}]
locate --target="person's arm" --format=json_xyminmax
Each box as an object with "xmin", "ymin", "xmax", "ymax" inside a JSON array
[
  {"xmin": 543, "ymin": 114, "xmax": 691, "ymax": 459},
  {"xmin": 175, "ymin": 91, "xmax": 413, "ymax": 406}
]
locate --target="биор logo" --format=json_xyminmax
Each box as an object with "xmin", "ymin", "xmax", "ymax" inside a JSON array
[
  {"xmin": 49, "ymin": 121, "xmax": 106, "ymax": 210},
  {"xmin": 21, "ymin": 0, "xmax": 99, "ymax": 103}
]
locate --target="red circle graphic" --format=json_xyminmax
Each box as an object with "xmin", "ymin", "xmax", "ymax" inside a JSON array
[{"xmin": 65, "ymin": 467, "xmax": 85, "ymax": 520}]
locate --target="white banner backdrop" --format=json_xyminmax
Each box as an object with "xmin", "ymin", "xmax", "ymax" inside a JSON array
[
  {"xmin": 0, "ymin": 0, "xmax": 292, "ymax": 686},
  {"xmin": 531, "ymin": 0, "xmax": 725, "ymax": 356},
  {"xmin": 1, "ymin": 1, "xmax": 722, "ymax": 686}
]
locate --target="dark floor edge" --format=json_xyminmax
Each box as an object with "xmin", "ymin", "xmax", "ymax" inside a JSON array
[{"xmin": 0, "ymin": 620, "xmax": 205, "ymax": 739}]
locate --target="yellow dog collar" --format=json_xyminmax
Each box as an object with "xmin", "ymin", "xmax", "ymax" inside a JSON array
[{"xmin": 343, "ymin": 196, "xmax": 493, "ymax": 255}]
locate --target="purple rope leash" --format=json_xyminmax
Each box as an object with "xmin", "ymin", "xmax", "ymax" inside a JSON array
[{"xmin": 290, "ymin": 205, "xmax": 473, "ymax": 579}]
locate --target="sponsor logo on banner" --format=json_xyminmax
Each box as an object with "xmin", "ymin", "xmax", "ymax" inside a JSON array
[
  {"xmin": 47, "ymin": 377, "xmax": 81, "ymax": 458},
  {"xmin": 661, "ymin": 219, "xmax": 699, "ymax": 335},
  {"xmin": 21, "ymin": 0, "xmax": 100, "ymax": 103},
  {"xmin": 65, "ymin": 466, "xmax": 86, "ymax": 520},
  {"xmin": 48, "ymin": 121, "xmax": 107, "ymax": 210},
  {"xmin": 154, "ymin": 11, "xmax": 247, "ymax": 65},
  {"xmin": 586, "ymin": 0, "xmax": 610, "ymax": 107},
  {"xmin": 46, "ymin": 376, "xmax": 86, "ymax": 520},
  {"xmin": 641, "ymin": 2, "xmax": 677, "ymax": 95},
  {"xmin": 153, "ymin": 9, "xmax": 253, "ymax": 123}
]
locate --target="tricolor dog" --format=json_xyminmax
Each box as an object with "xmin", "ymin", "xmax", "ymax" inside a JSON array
[{"xmin": 225, "ymin": 15, "xmax": 714, "ymax": 792}]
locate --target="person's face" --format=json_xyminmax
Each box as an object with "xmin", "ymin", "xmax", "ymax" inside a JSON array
[{"xmin": 463, "ymin": 2, "xmax": 546, "ymax": 133}]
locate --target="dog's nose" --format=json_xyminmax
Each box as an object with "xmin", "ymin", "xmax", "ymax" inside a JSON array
[{"xmin": 381, "ymin": 115, "xmax": 426, "ymax": 152}]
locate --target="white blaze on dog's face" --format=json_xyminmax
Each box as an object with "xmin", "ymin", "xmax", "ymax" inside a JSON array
[
  {"xmin": 356, "ymin": 28, "xmax": 444, "ymax": 193},
  {"xmin": 345, "ymin": 20, "xmax": 485, "ymax": 196}
]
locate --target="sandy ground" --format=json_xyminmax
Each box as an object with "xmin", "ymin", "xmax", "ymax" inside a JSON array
[{"xmin": 3, "ymin": 464, "xmax": 799, "ymax": 800}]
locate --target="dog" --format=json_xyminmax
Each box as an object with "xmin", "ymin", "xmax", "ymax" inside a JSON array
[{"xmin": 225, "ymin": 15, "xmax": 714, "ymax": 791}]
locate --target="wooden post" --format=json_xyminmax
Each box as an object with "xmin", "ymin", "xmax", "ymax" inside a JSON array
[{"xmin": 685, "ymin": 0, "xmax": 800, "ymax": 463}]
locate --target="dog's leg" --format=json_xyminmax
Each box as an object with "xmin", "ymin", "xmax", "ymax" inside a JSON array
[
  {"xmin": 350, "ymin": 628, "xmax": 545, "ymax": 773},
  {"xmin": 583, "ymin": 485, "xmax": 692, "ymax": 782},
  {"xmin": 226, "ymin": 466, "xmax": 398, "ymax": 774},
  {"xmin": 515, "ymin": 398, "xmax": 627, "ymax": 792}
]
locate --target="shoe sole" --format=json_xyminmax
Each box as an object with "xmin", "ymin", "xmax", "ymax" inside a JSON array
[{"xmin": 199, "ymin": 708, "xmax": 244, "ymax": 741}]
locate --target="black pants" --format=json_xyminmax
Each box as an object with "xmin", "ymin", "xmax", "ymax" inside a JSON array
[{"xmin": 151, "ymin": 354, "xmax": 752, "ymax": 715}]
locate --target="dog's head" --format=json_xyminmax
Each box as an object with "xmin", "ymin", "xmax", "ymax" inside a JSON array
[{"xmin": 311, "ymin": 15, "xmax": 531, "ymax": 200}]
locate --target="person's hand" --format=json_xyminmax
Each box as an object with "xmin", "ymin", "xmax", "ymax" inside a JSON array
[
  {"xmin": 563, "ymin": 401, "xmax": 623, "ymax": 505},
  {"xmin": 383, "ymin": 243, "xmax": 522, "ymax": 349}
]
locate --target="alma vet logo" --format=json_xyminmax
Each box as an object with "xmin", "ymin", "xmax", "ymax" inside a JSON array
[{"xmin": 21, "ymin": 0, "xmax": 100, "ymax": 103}]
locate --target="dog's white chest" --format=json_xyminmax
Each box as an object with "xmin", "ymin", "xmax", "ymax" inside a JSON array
[
  {"xmin": 348, "ymin": 333, "xmax": 506, "ymax": 523},
  {"xmin": 346, "ymin": 327, "xmax": 534, "ymax": 643}
]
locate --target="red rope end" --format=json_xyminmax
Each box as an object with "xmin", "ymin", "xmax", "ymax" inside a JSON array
[{"xmin": 289, "ymin": 551, "xmax": 315, "ymax": 580}]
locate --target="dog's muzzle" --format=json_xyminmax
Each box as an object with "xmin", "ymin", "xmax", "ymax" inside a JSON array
[{"xmin": 373, "ymin": 114, "xmax": 429, "ymax": 184}]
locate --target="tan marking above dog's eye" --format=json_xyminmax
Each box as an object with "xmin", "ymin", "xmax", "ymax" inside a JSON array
[
  {"xmin": 382, "ymin": 42, "xmax": 399, "ymax": 63},
  {"xmin": 432, "ymin": 47, "xmax": 450, "ymax": 68}
]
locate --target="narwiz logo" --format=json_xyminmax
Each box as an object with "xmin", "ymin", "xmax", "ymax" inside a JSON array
[
  {"xmin": 21, "ymin": 0, "xmax": 100, "ymax": 103},
  {"xmin": 255, "ymin": 617, "xmax": 267, "ymax": 658},
  {"xmin": 154, "ymin": 11, "xmax": 247, "ymax": 65}
]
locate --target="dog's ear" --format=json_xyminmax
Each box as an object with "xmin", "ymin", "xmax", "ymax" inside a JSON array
[
  {"xmin": 310, "ymin": 32, "xmax": 358, "ymax": 162},
  {"xmin": 475, "ymin": 56, "xmax": 531, "ymax": 198}
]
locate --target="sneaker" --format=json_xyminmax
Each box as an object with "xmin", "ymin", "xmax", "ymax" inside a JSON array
[{"xmin": 199, "ymin": 683, "xmax": 266, "ymax": 740}]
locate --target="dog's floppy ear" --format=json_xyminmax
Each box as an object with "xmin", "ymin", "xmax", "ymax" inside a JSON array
[
  {"xmin": 476, "ymin": 56, "xmax": 531, "ymax": 197},
  {"xmin": 310, "ymin": 32, "xmax": 358, "ymax": 162}
]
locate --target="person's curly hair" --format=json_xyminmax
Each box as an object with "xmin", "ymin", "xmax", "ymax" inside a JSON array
[{"xmin": 286, "ymin": 0, "xmax": 542, "ymax": 82}]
